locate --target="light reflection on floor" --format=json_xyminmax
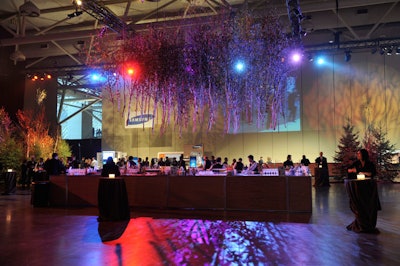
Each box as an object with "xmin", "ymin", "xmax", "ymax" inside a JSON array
[{"xmin": 101, "ymin": 217, "xmax": 350, "ymax": 265}]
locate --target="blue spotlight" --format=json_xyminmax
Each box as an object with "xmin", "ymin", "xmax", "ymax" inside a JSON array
[
  {"xmin": 90, "ymin": 72, "xmax": 105, "ymax": 83},
  {"xmin": 234, "ymin": 60, "xmax": 246, "ymax": 73},
  {"xmin": 315, "ymin": 56, "xmax": 325, "ymax": 65}
]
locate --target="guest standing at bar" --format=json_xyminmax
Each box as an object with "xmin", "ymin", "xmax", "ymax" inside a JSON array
[
  {"xmin": 101, "ymin": 157, "xmax": 121, "ymax": 177},
  {"xmin": 345, "ymin": 148, "xmax": 380, "ymax": 233},
  {"xmin": 347, "ymin": 149, "xmax": 376, "ymax": 178},
  {"xmin": 234, "ymin": 158, "xmax": 244, "ymax": 173},
  {"xmin": 203, "ymin": 156, "xmax": 211, "ymax": 170},
  {"xmin": 209, "ymin": 157, "xmax": 223, "ymax": 170},
  {"xmin": 44, "ymin": 153, "xmax": 65, "ymax": 175}
]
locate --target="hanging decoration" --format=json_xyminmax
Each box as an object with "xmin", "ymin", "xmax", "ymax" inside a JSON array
[{"xmin": 87, "ymin": 8, "xmax": 301, "ymax": 135}]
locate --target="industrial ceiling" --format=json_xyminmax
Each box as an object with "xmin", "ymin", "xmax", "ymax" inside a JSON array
[{"xmin": 0, "ymin": 0, "xmax": 399, "ymax": 72}]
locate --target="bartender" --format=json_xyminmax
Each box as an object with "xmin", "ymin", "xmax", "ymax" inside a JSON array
[{"xmin": 247, "ymin": 155, "xmax": 259, "ymax": 174}]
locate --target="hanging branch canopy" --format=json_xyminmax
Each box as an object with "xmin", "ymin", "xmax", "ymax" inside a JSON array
[{"xmin": 88, "ymin": 8, "xmax": 301, "ymax": 134}]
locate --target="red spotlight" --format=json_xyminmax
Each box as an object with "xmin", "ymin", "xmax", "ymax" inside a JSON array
[
  {"xmin": 127, "ymin": 68, "xmax": 135, "ymax": 76},
  {"xmin": 123, "ymin": 62, "xmax": 140, "ymax": 79}
]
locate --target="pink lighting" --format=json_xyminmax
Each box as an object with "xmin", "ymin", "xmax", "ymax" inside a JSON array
[{"xmin": 291, "ymin": 52, "xmax": 302, "ymax": 63}]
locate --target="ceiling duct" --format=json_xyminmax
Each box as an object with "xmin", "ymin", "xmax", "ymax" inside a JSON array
[
  {"xmin": 10, "ymin": 50, "xmax": 26, "ymax": 61},
  {"xmin": 19, "ymin": 1, "xmax": 40, "ymax": 17}
]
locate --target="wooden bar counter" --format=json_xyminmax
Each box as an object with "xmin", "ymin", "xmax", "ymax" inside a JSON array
[{"xmin": 48, "ymin": 174, "xmax": 311, "ymax": 213}]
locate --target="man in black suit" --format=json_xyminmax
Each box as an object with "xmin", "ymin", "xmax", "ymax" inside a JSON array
[{"xmin": 315, "ymin": 152, "xmax": 328, "ymax": 168}]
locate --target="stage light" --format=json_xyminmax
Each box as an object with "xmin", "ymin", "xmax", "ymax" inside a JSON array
[
  {"xmin": 67, "ymin": 11, "xmax": 83, "ymax": 18},
  {"xmin": 344, "ymin": 51, "xmax": 352, "ymax": 62},
  {"xmin": 234, "ymin": 61, "xmax": 245, "ymax": 73},
  {"xmin": 290, "ymin": 52, "xmax": 302, "ymax": 63},
  {"xmin": 127, "ymin": 68, "xmax": 135, "ymax": 76},
  {"xmin": 316, "ymin": 56, "xmax": 325, "ymax": 65},
  {"xmin": 90, "ymin": 72, "xmax": 106, "ymax": 83},
  {"xmin": 91, "ymin": 73, "xmax": 101, "ymax": 81},
  {"xmin": 122, "ymin": 63, "xmax": 140, "ymax": 79},
  {"xmin": 46, "ymin": 74, "xmax": 52, "ymax": 79},
  {"xmin": 396, "ymin": 47, "xmax": 400, "ymax": 55}
]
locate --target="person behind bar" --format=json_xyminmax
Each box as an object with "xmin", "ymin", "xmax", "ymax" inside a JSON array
[
  {"xmin": 283, "ymin": 154, "xmax": 294, "ymax": 169},
  {"xmin": 101, "ymin": 156, "xmax": 121, "ymax": 177},
  {"xmin": 301, "ymin": 155, "xmax": 310, "ymax": 166},
  {"xmin": 247, "ymin": 155, "xmax": 259, "ymax": 174}
]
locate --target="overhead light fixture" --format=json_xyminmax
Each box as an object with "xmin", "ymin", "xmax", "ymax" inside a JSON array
[
  {"xmin": 395, "ymin": 47, "xmax": 400, "ymax": 55},
  {"xmin": 67, "ymin": 11, "xmax": 83, "ymax": 18},
  {"xmin": 344, "ymin": 50, "xmax": 352, "ymax": 62},
  {"xmin": 386, "ymin": 47, "xmax": 393, "ymax": 56},
  {"xmin": 19, "ymin": 1, "xmax": 40, "ymax": 17}
]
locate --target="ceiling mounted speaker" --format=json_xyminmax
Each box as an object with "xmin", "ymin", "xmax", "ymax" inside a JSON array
[
  {"xmin": 10, "ymin": 50, "xmax": 26, "ymax": 61},
  {"xmin": 19, "ymin": 1, "xmax": 40, "ymax": 17}
]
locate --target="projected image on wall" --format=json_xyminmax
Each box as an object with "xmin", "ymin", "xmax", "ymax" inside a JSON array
[{"xmin": 228, "ymin": 76, "xmax": 301, "ymax": 134}]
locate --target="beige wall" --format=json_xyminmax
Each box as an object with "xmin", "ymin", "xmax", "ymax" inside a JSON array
[{"xmin": 102, "ymin": 51, "xmax": 400, "ymax": 163}]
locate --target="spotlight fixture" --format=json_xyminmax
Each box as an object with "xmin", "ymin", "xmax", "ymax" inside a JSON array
[
  {"xmin": 67, "ymin": 11, "xmax": 83, "ymax": 18},
  {"xmin": 386, "ymin": 47, "xmax": 393, "ymax": 56},
  {"xmin": 27, "ymin": 73, "xmax": 52, "ymax": 81},
  {"xmin": 396, "ymin": 47, "xmax": 400, "ymax": 55},
  {"xmin": 344, "ymin": 51, "xmax": 352, "ymax": 62}
]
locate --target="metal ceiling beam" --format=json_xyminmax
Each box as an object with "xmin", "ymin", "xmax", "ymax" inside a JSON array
[{"xmin": 0, "ymin": 29, "xmax": 99, "ymax": 46}]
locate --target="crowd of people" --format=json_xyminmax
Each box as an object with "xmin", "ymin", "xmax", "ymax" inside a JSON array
[{"xmin": 19, "ymin": 150, "xmax": 378, "ymax": 184}]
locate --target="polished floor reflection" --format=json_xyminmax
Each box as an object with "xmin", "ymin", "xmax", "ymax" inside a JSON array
[{"xmin": 1, "ymin": 181, "xmax": 399, "ymax": 265}]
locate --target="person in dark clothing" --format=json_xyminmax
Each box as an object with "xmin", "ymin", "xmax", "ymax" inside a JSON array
[
  {"xmin": 203, "ymin": 156, "xmax": 212, "ymax": 170},
  {"xmin": 315, "ymin": 152, "xmax": 328, "ymax": 169},
  {"xmin": 301, "ymin": 155, "xmax": 310, "ymax": 166},
  {"xmin": 20, "ymin": 159, "xmax": 28, "ymax": 189},
  {"xmin": 44, "ymin": 153, "xmax": 65, "ymax": 176},
  {"xmin": 348, "ymin": 149, "xmax": 376, "ymax": 178},
  {"xmin": 283, "ymin": 154, "xmax": 294, "ymax": 169},
  {"xmin": 234, "ymin": 158, "xmax": 244, "ymax": 173},
  {"xmin": 101, "ymin": 157, "xmax": 121, "ymax": 177},
  {"xmin": 209, "ymin": 157, "xmax": 223, "ymax": 170},
  {"xmin": 26, "ymin": 156, "xmax": 36, "ymax": 185},
  {"xmin": 178, "ymin": 155, "xmax": 186, "ymax": 170}
]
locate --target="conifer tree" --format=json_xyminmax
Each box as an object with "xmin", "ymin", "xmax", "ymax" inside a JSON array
[
  {"xmin": 334, "ymin": 121, "xmax": 361, "ymax": 179},
  {"xmin": 363, "ymin": 124, "xmax": 396, "ymax": 180}
]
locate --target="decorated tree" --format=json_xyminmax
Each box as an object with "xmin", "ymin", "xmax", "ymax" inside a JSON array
[
  {"xmin": 363, "ymin": 124, "xmax": 396, "ymax": 180},
  {"xmin": 16, "ymin": 107, "xmax": 54, "ymax": 159},
  {"xmin": 16, "ymin": 107, "xmax": 71, "ymax": 161},
  {"xmin": 334, "ymin": 121, "xmax": 361, "ymax": 179}
]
